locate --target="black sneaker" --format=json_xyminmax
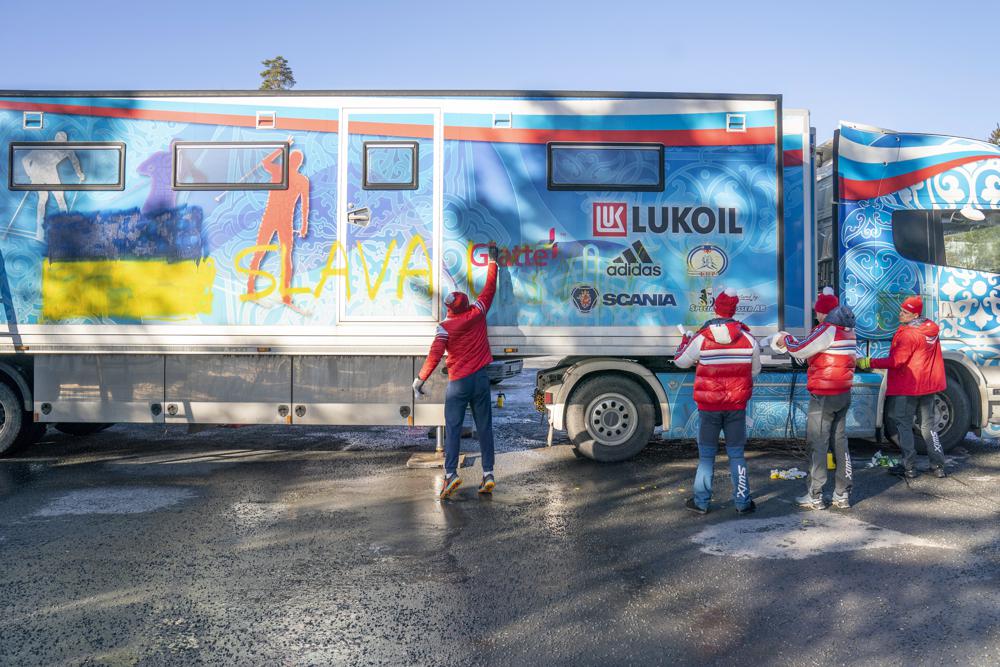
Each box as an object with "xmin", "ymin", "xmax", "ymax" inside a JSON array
[
  {"xmin": 684, "ymin": 498, "xmax": 708, "ymax": 515},
  {"xmin": 888, "ymin": 465, "xmax": 919, "ymax": 479},
  {"xmin": 439, "ymin": 473, "xmax": 462, "ymax": 500},
  {"xmin": 736, "ymin": 500, "xmax": 756, "ymax": 514},
  {"xmin": 478, "ymin": 473, "xmax": 495, "ymax": 494},
  {"xmin": 932, "ymin": 467, "xmax": 947, "ymax": 479}
]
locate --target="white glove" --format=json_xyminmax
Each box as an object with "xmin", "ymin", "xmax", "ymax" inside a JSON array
[
  {"xmin": 770, "ymin": 332, "xmax": 789, "ymax": 352},
  {"xmin": 412, "ymin": 377, "xmax": 426, "ymax": 398}
]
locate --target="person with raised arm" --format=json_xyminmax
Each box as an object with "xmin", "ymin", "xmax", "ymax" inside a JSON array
[{"xmin": 414, "ymin": 245, "xmax": 500, "ymax": 499}]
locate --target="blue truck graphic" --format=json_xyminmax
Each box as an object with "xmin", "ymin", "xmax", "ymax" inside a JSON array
[{"xmin": 0, "ymin": 92, "xmax": 995, "ymax": 459}]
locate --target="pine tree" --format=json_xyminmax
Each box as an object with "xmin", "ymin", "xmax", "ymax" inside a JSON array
[
  {"xmin": 989, "ymin": 124, "xmax": 1000, "ymax": 146},
  {"xmin": 259, "ymin": 56, "xmax": 296, "ymax": 91}
]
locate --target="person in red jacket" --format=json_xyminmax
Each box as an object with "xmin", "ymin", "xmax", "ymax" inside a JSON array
[
  {"xmin": 772, "ymin": 288, "xmax": 857, "ymax": 509},
  {"xmin": 413, "ymin": 245, "xmax": 499, "ymax": 499},
  {"xmin": 857, "ymin": 295, "xmax": 947, "ymax": 479},
  {"xmin": 674, "ymin": 288, "xmax": 761, "ymax": 514}
]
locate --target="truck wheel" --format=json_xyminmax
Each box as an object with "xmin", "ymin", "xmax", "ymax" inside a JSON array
[
  {"xmin": 55, "ymin": 423, "xmax": 112, "ymax": 436},
  {"xmin": 566, "ymin": 375, "xmax": 655, "ymax": 462},
  {"xmin": 0, "ymin": 382, "xmax": 26, "ymax": 457},
  {"xmin": 915, "ymin": 378, "xmax": 971, "ymax": 453}
]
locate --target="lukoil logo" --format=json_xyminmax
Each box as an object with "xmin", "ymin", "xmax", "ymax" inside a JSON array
[
  {"xmin": 571, "ymin": 285, "xmax": 599, "ymax": 313},
  {"xmin": 593, "ymin": 203, "xmax": 627, "ymax": 237},
  {"xmin": 607, "ymin": 240, "xmax": 662, "ymax": 277},
  {"xmin": 686, "ymin": 245, "xmax": 729, "ymax": 277},
  {"xmin": 592, "ymin": 203, "xmax": 743, "ymax": 238}
]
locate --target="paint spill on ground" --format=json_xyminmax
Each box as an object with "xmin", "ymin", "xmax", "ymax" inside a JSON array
[
  {"xmin": 691, "ymin": 512, "xmax": 955, "ymax": 560},
  {"xmin": 32, "ymin": 487, "xmax": 196, "ymax": 517}
]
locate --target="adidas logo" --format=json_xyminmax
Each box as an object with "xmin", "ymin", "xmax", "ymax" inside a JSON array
[{"xmin": 607, "ymin": 240, "xmax": 662, "ymax": 277}]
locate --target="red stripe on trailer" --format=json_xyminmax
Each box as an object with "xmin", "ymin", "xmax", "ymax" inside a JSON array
[
  {"xmin": 0, "ymin": 100, "xmax": 776, "ymax": 146},
  {"xmin": 839, "ymin": 155, "xmax": 991, "ymax": 200},
  {"xmin": 783, "ymin": 149, "xmax": 803, "ymax": 166},
  {"xmin": 443, "ymin": 125, "xmax": 776, "ymax": 146},
  {"xmin": 0, "ymin": 99, "xmax": 339, "ymax": 133}
]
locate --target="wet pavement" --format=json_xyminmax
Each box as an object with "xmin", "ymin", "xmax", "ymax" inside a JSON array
[{"xmin": 1, "ymin": 368, "xmax": 999, "ymax": 666}]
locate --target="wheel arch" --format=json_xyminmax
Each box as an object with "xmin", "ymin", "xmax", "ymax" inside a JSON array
[
  {"xmin": 556, "ymin": 359, "xmax": 669, "ymax": 430},
  {"xmin": 942, "ymin": 352, "xmax": 985, "ymax": 430},
  {"xmin": 0, "ymin": 361, "xmax": 32, "ymax": 411}
]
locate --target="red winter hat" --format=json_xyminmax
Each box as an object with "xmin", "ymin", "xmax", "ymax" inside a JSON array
[
  {"xmin": 714, "ymin": 287, "xmax": 739, "ymax": 318},
  {"xmin": 901, "ymin": 295, "xmax": 923, "ymax": 315},
  {"xmin": 814, "ymin": 286, "xmax": 839, "ymax": 315}
]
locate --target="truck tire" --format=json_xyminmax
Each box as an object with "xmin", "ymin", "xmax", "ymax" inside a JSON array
[
  {"xmin": 566, "ymin": 375, "xmax": 655, "ymax": 462},
  {"xmin": 0, "ymin": 382, "xmax": 26, "ymax": 457},
  {"xmin": 55, "ymin": 423, "xmax": 113, "ymax": 436},
  {"xmin": 914, "ymin": 378, "xmax": 971, "ymax": 454}
]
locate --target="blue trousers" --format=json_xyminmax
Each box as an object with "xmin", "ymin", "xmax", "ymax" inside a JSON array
[
  {"xmin": 693, "ymin": 409, "xmax": 752, "ymax": 510},
  {"xmin": 444, "ymin": 367, "xmax": 495, "ymax": 476}
]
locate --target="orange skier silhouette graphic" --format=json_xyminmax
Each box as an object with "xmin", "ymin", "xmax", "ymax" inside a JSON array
[{"xmin": 245, "ymin": 139, "xmax": 309, "ymax": 306}]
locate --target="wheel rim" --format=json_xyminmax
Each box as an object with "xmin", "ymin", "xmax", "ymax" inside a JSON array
[
  {"xmin": 584, "ymin": 392, "xmax": 638, "ymax": 447},
  {"xmin": 932, "ymin": 393, "xmax": 952, "ymax": 434},
  {"xmin": 912, "ymin": 393, "xmax": 953, "ymax": 435}
]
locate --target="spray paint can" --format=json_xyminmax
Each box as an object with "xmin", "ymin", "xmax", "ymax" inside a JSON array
[
  {"xmin": 496, "ymin": 391, "xmax": 505, "ymax": 409},
  {"xmin": 827, "ymin": 452, "xmax": 836, "ymax": 470}
]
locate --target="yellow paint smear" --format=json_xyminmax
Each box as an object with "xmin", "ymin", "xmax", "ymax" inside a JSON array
[{"xmin": 42, "ymin": 258, "xmax": 216, "ymax": 321}]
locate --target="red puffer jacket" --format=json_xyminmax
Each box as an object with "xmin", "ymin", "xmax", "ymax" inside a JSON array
[
  {"xmin": 870, "ymin": 317, "xmax": 946, "ymax": 396},
  {"xmin": 781, "ymin": 323, "xmax": 856, "ymax": 395},
  {"xmin": 418, "ymin": 260, "xmax": 497, "ymax": 382},
  {"xmin": 675, "ymin": 319, "xmax": 761, "ymax": 411}
]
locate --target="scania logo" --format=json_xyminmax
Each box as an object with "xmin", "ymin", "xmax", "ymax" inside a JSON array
[
  {"xmin": 593, "ymin": 203, "xmax": 742, "ymax": 238},
  {"xmin": 571, "ymin": 285, "xmax": 599, "ymax": 314},
  {"xmin": 602, "ymin": 293, "xmax": 677, "ymax": 307},
  {"xmin": 686, "ymin": 245, "xmax": 729, "ymax": 277},
  {"xmin": 607, "ymin": 240, "xmax": 662, "ymax": 277}
]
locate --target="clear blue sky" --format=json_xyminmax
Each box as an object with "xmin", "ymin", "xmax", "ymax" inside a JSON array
[{"xmin": 2, "ymin": 0, "xmax": 996, "ymax": 143}]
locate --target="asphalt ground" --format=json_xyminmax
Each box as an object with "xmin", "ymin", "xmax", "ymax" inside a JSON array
[{"xmin": 1, "ymin": 365, "xmax": 999, "ymax": 666}]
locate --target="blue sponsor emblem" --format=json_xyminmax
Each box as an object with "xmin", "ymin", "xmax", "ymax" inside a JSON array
[
  {"xmin": 572, "ymin": 285, "xmax": 599, "ymax": 313},
  {"xmin": 686, "ymin": 245, "xmax": 729, "ymax": 277}
]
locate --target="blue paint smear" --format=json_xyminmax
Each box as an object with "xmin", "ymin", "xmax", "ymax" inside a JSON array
[{"xmin": 44, "ymin": 205, "xmax": 206, "ymax": 262}]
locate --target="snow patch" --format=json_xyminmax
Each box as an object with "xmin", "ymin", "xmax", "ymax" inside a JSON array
[
  {"xmin": 33, "ymin": 487, "xmax": 195, "ymax": 517},
  {"xmin": 691, "ymin": 512, "xmax": 955, "ymax": 560}
]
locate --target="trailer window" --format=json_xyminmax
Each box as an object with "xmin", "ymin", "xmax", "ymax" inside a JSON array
[
  {"xmin": 893, "ymin": 208, "xmax": 1000, "ymax": 274},
  {"xmin": 9, "ymin": 142, "xmax": 125, "ymax": 191},
  {"xmin": 547, "ymin": 143, "xmax": 664, "ymax": 191},
  {"xmin": 363, "ymin": 142, "xmax": 418, "ymax": 190},
  {"xmin": 172, "ymin": 142, "xmax": 288, "ymax": 190}
]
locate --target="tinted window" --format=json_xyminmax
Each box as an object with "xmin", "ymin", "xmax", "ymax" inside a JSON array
[
  {"xmin": 9, "ymin": 142, "xmax": 125, "ymax": 190},
  {"xmin": 893, "ymin": 208, "xmax": 1000, "ymax": 274},
  {"xmin": 173, "ymin": 142, "xmax": 288, "ymax": 190},
  {"xmin": 548, "ymin": 143, "xmax": 664, "ymax": 191},
  {"xmin": 363, "ymin": 141, "xmax": 418, "ymax": 190}
]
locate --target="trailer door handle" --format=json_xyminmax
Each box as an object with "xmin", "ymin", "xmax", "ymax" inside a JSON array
[{"xmin": 347, "ymin": 207, "xmax": 371, "ymax": 226}]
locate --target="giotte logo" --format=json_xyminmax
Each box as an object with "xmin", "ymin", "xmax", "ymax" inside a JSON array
[
  {"xmin": 470, "ymin": 228, "xmax": 558, "ymax": 267},
  {"xmin": 686, "ymin": 245, "xmax": 729, "ymax": 277},
  {"xmin": 607, "ymin": 240, "xmax": 662, "ymax": 277},
  {"xmin": 572, "ymin": 285, "xmax": 599, "ymax": 314},
  {"xmin": 602, "ymin": 292, "xmax": 677, "ymax": 307},
  {"xmin": 593, "ymin": 203, "xmax": 742, "ymax": 238},
  {"xmin": 592, "ymin": 202, "xmax": 628, "ymax": 237}
]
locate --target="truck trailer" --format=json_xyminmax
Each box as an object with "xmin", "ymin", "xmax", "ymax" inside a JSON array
[{"xmin": 0, "ymin": 91, "xmax": 996, "ymax": 460}]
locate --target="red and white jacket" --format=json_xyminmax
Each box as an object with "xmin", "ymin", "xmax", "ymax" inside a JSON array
[
  {"xmin": 418, "ymin": 260, "xmax": 498, "ymax": 382},
  {"xmin": 870, "ymin": 317, "xmax": 946, "ymax": 396},
  {"xmin": 674, "ymin": 319, "xmax": 761, "ymax": 411},
  {"xmin": 780, "ymin": 323, "xmax": 856, "ymax": 395}
]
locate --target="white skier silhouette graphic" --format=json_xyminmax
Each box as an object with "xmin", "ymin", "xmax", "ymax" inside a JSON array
[{"xmin": 20, "ymin": 131, "xmax": 86, "ymax": 240}]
